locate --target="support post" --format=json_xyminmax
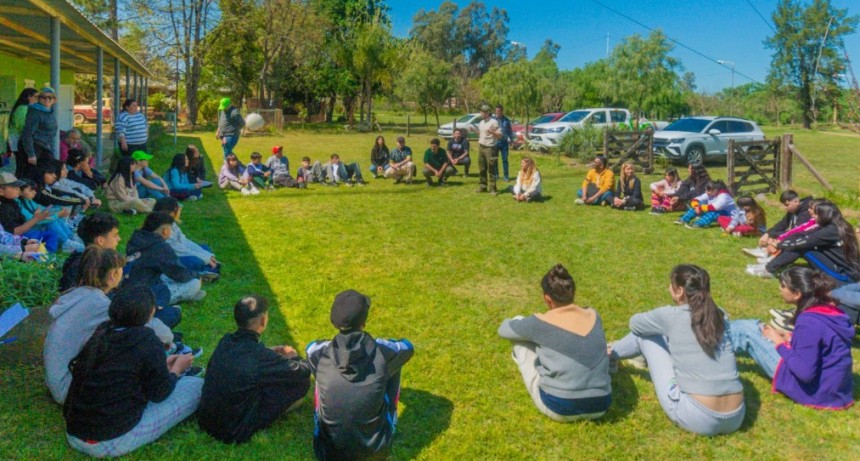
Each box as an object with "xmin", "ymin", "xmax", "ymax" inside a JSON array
[
  {"xmin": 114, "ymin": 58, "xmax": 120, "ymax": 153},
  {"xmin": 780, "ymin": 134, "xmax": 793, "ymax": 191},
  {"xmin": 133, "ymin": 72, "xmax": 138, "ymax": 103},
  {"xmin": 96, "ymin": 47, "xmax": 104, "ymax": 168},
  {"xmin": 50, "ymin": 16, "xmax": 60, "ymax": 159},
  {"xmin": 125, "ymin": 65, "xmax": 130, "ymax": 100}
]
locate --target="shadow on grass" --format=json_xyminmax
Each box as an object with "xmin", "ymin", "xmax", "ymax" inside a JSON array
[
  {"xmin": 392, "ymin": 388, "xmax": 454, "ymax": 460},
  {"xmin": 599, "ymin": 368, "xmax": 639, "ymax": 423},
  {"xmin": 737, "ymin": 376, "xmax": 762, "ymax": 432},
  {"xmin": 0, "ymin": 135, "xmax": 304, "ymax": 457}
]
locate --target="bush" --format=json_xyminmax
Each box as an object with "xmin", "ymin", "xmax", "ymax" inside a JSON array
[
  {"xmin": 148, "ymin": 92, "xmax": 176, "ymax": 113},
  {"xmin": 199, "ymin": 99, "xmax": 220, "ymax": 124},
  {"xmin": 0, "ymin": 258, "xmax": 61, "ymax": 308},
  {"xmin": 556, "ymin": 122, "xmax": 606, "ymax": 161}
]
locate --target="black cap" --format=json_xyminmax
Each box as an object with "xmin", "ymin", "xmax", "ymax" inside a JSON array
[{"xmin": 330, "ymin": 289, "xmax": 370, "ymax": 332}]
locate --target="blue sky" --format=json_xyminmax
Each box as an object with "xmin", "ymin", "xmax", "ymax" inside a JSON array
[{"xmin": 386, "ymin": 0, "xmax": 860, "ymax": 93}]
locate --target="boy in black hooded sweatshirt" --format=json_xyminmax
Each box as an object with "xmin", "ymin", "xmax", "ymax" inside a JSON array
[{"xmin": 305, "ymin": 290, "xmax": 414, "ymax": 461}]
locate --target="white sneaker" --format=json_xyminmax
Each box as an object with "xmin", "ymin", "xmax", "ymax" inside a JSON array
[
  {"xmin": 187, "ymin": 195, "xmax": 198, "ymax": 201},
  {"xmin": 745, "ymin": 265, "xmax": 773, "ymax": 278},
  {"xmin": 241, "ymin": 188, "xmax": 251, "ymax": 196},
  {"xmin": 743, "ymin": 247, "xmax": 769, "ymax": 258},
  {"xmin": 190, "ymin": 290, "xmax": 207, "ymax": 302},
  {"xmin": 757, "ymin": 256, "xmax": 774, "ymax": 264},
  {"xmin": 574, "ymin": 199, "xmax": 585, "ymax": 205},
  {"xmin": 250, "ymin": 187, "xmax": 261, "ymax": 195}
]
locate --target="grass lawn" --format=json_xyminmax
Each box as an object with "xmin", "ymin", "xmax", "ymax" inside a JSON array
[{"xmin": 1, "ymin": 126, "xmax": 859, "ymax": 460}]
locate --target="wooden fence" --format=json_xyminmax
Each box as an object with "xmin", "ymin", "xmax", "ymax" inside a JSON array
[
  {"xmin": 603, "ymin": 130, "xmax": 654, "ymax": 174},
  {"xmin": 727, "ymin": 134, "xmax": 832, "ymax": 196}
]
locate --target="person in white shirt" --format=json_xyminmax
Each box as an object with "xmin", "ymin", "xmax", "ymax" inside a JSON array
[
  {"xmin": 476, "ymin": 104, "xmax": 501, "ymax": 195},
  {"xmin": 513, "ymin": 157, "xmax": 543, "ymax": 202}
]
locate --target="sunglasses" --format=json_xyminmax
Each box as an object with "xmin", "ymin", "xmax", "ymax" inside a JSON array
[{"xmin": 39, "ymin": 95, "xmax": 55, "ymax": 100}]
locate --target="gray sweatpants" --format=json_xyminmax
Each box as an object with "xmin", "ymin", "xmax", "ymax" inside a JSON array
[{"xmin": 611, "ymin": 333, "xmax": 745, "ymax": 436}]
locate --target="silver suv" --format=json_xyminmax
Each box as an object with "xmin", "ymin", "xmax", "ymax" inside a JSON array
[{"xmin": 653, "ymin": 116, "xmax": 765, "ymax": 165}]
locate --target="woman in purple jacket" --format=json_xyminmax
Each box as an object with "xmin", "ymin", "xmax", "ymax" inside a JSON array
[{"xmin": 730, "ymin": 267, "xmax": 854, "ymax": 409}]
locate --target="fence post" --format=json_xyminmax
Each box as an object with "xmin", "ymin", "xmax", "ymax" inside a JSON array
[
  {"xmin": 727, "ymin": 139, "xmax": 736, "ymax": 194},
  {"xmin": 406, "ymin": 115, "xmax": 410, "ymax": 137},
  {"xmin": 780, "ymin": 134, "xmax": 793, "ymax": 190},
  {"xmin": 603, "ymin": 130, "xmax": 609, "ymax": 156}
]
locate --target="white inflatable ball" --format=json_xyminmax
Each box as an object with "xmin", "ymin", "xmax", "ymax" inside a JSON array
[{"xmin": 245, "ymin": 113, "xmax": 265, "ymax": 131}]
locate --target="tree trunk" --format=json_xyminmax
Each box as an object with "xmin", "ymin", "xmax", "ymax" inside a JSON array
[
  {"xmin": 326, "ymin": 94, "xmax": 336, "ymax": 123},
  {"xmin": 433, "ymin": 106, "xmax": 440, "ymax": 128}
]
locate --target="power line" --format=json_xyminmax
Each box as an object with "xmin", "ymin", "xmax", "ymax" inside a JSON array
[
  {"xmin": 743, "ymin": 0, "xmax": 777, "ymax": 33},
  {"xmin": 587, "ymin": 0, "xmax": 762, "ymax": 84}
]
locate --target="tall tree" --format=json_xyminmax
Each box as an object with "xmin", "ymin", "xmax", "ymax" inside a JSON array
[
  {"xmin": 480, "ymin": 59, "xmax": 540, "ymax": 123},
  {"xmin": 766, "ymin": 0, "xmax": 857, "ymax": 128},
  {"xmin": 202, "ymin": 0, "xmax": 260, "ymax": 104},
  {"xmin": 532, "ymin": 39, "xmax": 567, "ymax": 112},
  {"xmin": 351, "ymin": 19, "xmax": 397, "ymax": 124},
  {"xmin": 395, "ymin": 45, "xmax": 454, "ymax": 127}
]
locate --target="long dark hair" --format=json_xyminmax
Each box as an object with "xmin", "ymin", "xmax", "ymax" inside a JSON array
[
  {"xmin": 781, "ymin": 267, "xmax": 835, "ymax": 324},
  {"xmin": 185, "ymin": 145, "xmax": 202, "ymax": 170},
  {"xmin": 36, "ymin": 159, "xmax": 62, "ymax": 187},
  {"xmin": 671, "ymin": 264, "xmax": 724, "ymax": 358},
  {"xmin": 371, "ymin": 136, "xmax": 388, "ymax": 155},
  {"xmin": 109, "ymin": 156, "xmax": 135, "ymax": 188},
  {"xmin": 9, "ymin": 88, "xmax": 37, "ymax": 127},
  {"xmin": 168, "ymin": 153, "xmax": 187, "ymax": 173},
  {"xmin": 77, "ymin": 247, "xmax": 126, "ymax": 289},
  {"xmin": 814, "ymin": 200, "xmax": 860, "ymax": 273},
  {"xmin": 121, "ymin": 98, "xmax": 136, "ymax": 112},
  {"xmin": 688, "ymin": 162, "xmax": 711, "ymax": 186}
]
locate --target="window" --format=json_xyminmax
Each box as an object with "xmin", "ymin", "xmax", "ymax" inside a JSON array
[
  {"xmin": 664, "ymin": 118, "xmax": 710, "ymax": 133},
  {"xmin": 590, "ymin": 111, "xmax": 607, "ymax": 124},
  {"xmin": 728, "ymin": 121, "xmax": 753, "ymax": 133},
  {"xmin": 610, "ymin": 110, "xmax": 627, "ymax": 122},
  {"xmin": 708, "ymin": 121, "xmax": 731, "ymax": 133}
]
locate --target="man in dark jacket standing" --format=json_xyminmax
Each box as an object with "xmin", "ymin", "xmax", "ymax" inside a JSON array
[
  {"xmin": 306, "ymin": 290, "xmax": 414, "ymax": 461},
  {"xmin": 216, "ymin": 98, "xmax": 245, "ymax": 159},
  {"xmin": 198, "ymin": 295, "xmax": 310, "ymax": 444}
]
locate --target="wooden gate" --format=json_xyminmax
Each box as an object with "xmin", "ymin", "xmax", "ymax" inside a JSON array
[
  {"xmin": 726, "ymin": 138, "xmax": 781, "ymax": 196},
  {"xmin": 603, "ymin": 130, "xmax": 654, "ymax": 174}
]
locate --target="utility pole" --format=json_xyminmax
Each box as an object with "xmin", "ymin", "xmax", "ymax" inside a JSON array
[
  {"xmin": 606, "ymin": 33, "xmax": 610, "ymax": 58},
  {"xmin": 717, "ymin": 60, "xmax": 736, "ymax": 116}
]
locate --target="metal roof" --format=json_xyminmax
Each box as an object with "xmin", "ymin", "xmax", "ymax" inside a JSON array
[{"xmin": 0, "ymin": 0, "xmax": 153, "ymax": 77}]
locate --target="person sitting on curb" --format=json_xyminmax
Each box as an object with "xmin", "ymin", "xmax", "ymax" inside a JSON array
[
  {"xmin": 575, "ymin": 155, "xmax": 614, "ymax": 206},
  {"xmin": 422, "ymin": 138, "xmax": 455, "ymax": 187}
]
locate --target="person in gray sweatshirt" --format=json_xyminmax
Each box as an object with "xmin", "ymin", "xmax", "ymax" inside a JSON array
[
  {"xmin": 498, "ymin": 264, "xmax": 612, "ymax": 421},
  {"xmin": 609, "ymin": 264, "xmax": 745, "ymax": 436},
  {"xmin": 43, "ymin": 247, "xmax": 176, "ymax": 404}
]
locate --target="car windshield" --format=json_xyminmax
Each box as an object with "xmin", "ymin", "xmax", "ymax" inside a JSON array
[
  {"xmin": 558, "ymin": 111, "xmax": 590, "ymax": 123},
  {"xmin": 457, "ymin": 114, "xmax": 478, "ymax": 123},
  {"xmin": 531, "ymin": 115, "xmax": 556, "ymax": 124},
  {"xmin": 664, "ymin": 118, "xmax": 711, "ymax": 133}
]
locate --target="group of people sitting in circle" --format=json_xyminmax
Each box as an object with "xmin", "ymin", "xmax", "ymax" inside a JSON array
[{"xmin": 499, "ymin": 261, "xmax": 855, "ymax": 436}]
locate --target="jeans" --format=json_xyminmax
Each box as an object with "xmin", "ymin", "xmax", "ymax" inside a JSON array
[
  {"xmin": 728, "ymin": 319, "xmax": 781, "ymax": 378},
  {"xmin": 576, "ymin": 188, "xmax": 613, "ymax": 206},
  {"xmin": 23, "ymin": 228, "xmax": 60, "ymax": 253},
  {"xmin": 495, "ymin": 141, "xmax": 510, "ymax": 180},
  {"xmin": 66, "ymin": 377, "xmax": 203, "ymax": 457},
  {"xmin": 451, "ymin": 156, "xmax": 471, "ymax": 175},
  {"xmin": 161, "ymin": 274, "xmax": 202, "ymax": 304},
  {"xmin": 511, "ymin": 342, "xmax": 606, "ymax": 422},
  {"xmin": 369, "ymin": 162, "xmax": 389, "ymax": 174},
  {"xmin": 137, "ymin": 180, "xmax": 167, "ymax": 200},
  {"xmin": 611, "ymin": 333, "xmax": 745, "ymax": 436},
  {"xmin": 831, "ymin": 283, "xmax": 860, "ymax": 324},
  {"xmin": 326, "ymin": 162, "xmax": 363, "ymax": 183},
  {"xmin": 221, "ymin": 136, "xmax": 239, "ymax": 158}
]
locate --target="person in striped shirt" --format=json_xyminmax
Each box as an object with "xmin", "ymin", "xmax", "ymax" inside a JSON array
[{"xmin": 116, "ymin": 99, "xmax": 148, "ymax": 156}]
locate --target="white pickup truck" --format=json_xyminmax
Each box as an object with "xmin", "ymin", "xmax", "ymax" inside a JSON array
[{"xmin": 529, "ymin": 108, "xmax": 631, "ymax": 149}]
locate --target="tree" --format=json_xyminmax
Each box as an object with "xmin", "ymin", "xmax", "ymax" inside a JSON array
[
  {"xmin": 766, "ymin": 0, "xmax": 858, "ymax": 128},
  {"xmin": 202, "ymin": 0, "xmax": 260, "ymax": 104},
  {"xmin": 480, "ymin": 60, "xmax": 540, "ymax": 124},
  {"xmin": 351, "ymin": 18, "xmax": 397, "ymax": 124},
  {"xmin": 395, "ymin": 46, "xmax": 454, "ymax": 127},
  {"xmin": 532, "ymin": 39, "xmax": 567, "ymax": 112}
]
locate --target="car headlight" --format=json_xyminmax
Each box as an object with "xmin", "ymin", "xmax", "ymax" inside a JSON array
[
  {"xmin": 669, "ymin": 138, "xmax": 685, "ymax": 143},
  {"xmin": 548, "ymin": 127, "xmax": 565, "ymax": 133}
]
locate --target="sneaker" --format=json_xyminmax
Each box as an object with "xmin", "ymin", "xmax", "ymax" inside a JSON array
[
  {"xmin": 673, "ymin": 220, "xmax": 685, "ymax": 225},
  {"xmin": 745, "ymin": 265, "xmax": 773, "ymax": 278},
  {"xmin": 394, "ymin": 177, "xmax": 402, "ymax": 184},
  {"xmin": 182, "ymin": 365, "xmax": 205, "ymax": 377},
  {"xmin": 241, "ymin": 188, "xmax": 251, "ymax": 196},
  {"xmin": 356, "ymin": 180, "xmax": 366, "ymax": 187},
  {"xmin": 175, "ymin": 342, "xmax": 204, "ymax": 358},
  {"xmin": 650, "ymin": 207, "xmax": 665, "ymax": 215},
  {"xmin": 250, "ymin": 187, "xmax": 261, "ymax": 195},
  {"xmin": 439, "ymin": 180, "xmax": 448, "ymax": 187},
  {"xmin": 756, "ymin": 256, "xmax": 774, "ymax": 264},
  {"xmin": 769, "ymin": 308, "xmax": 795, "ymax": 322},
  {"xmin": 426, "ymin": 180, "xmax": 434, "ymax": 187},
  {"xmin": 770, "ymin": 316, "xmax": 794, "ymax": 333},
  {"xmin": 405, "ymin": 179, "xmax": 413, "ymax": 185},
  {"xmin": 187, "ymin": 195, "xmax": 198, "ymax": 201},
  {"xmin": 266, "ymin": 185, "xmax": 275, "ymax": 191},
  {"xmin": 743, "ymin": 247, "xmax": 769, "ymax": 258},
  {"xmin": 122, "ymin": 208, "xmax": 138, "ymax": 215},
  {"xmin": 684, "ymin": 224, "xmax": 700, "ymax": 230},
  {"xmin": 199, "ymin": 271, "xmax": 220, "ymax": 283},
  {"xmin": 504, "ymin": 176, "xmax": 511, "ymax": 182},
  {"xmin": 190, "ymin": 290, "xmax": 207, "ymax": 302},
  {"xmin": 345, "ymin": 181, "xmax": 354, "ymax": 187},
  {"xmin": 574, "ymin": 199, "xmax": 585, "ymax": 205}
]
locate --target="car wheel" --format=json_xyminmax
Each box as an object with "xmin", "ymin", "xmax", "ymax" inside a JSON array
[
  {"xmin": 686, "ymin": 145, "xmax": 705, "ymax": 165},
  {"xmin": 73, "ymin": 113, "xmax": 86, "ymax": 125}
]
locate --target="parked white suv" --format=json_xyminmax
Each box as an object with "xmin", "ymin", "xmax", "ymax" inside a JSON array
[
  {"xmin": 437, "ymin": 113, "xmax": 481, "ymax": 139},
  {"xmin": 529, "ymin": 108, "xmax": 631, "ymax": 149},
  {"xmin": 653, "ymin": 116, "xmax": 765, "ymax": 165}
]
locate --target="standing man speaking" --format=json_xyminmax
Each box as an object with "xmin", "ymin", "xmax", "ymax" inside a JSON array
[
  {"xmin": 476, "ymin": 104, "xmax": 501, "ymax": 195},
  {"xmin": 216, "ymin": 98, "xmax": 245, "ymax": 159}
]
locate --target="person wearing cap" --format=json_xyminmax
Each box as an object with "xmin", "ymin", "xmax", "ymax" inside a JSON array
[
  {"xmin": 306, "ymin": 290, "xmax": 414, "ymax": 461},
  {"xmin": 0, "ymin": 171, "xmax": 58, "ymax": 252},
  {"xmin": 18, "ymin": 87, "xmax": 58, "ymax": 180},
  {"xmin": 385, "ymin": 136, "xmax": 414, "ymax": 184},
  {"xmin": 423, "ymin": 138, "xmax": 455, "ymax": 186},
  {"xmin": 116, "ymin": 99, "xmax": 149, "ymax": 156},
  {"xmin": 266, "ymin": 146, "xmax": 298, "ymax": 187},
  {"xmin": 216, "ymin": 98, "xmax": 245, "ymax": 158},
  {"xmin": 476, "ymin": 104, "xmax": 502, "ymax": 194},
  {"xmin": 446, "ymin": 128, "xmax": 471, "ymax": 177},
  {"xmin": 199, "ymin": 295, "xmax": 311, "ymax": 444},
  {"xmin": 575, "ymin": 154, "xmax": 615, "ymax": 206},
  {"xmin": 131, "ymin": 150, "xmax": 171, "ymax": 199}
]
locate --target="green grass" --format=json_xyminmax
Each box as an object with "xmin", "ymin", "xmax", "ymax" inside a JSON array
[{"xmin": 1, "ymin": 126, "xmax": 860, "ymax": 460}]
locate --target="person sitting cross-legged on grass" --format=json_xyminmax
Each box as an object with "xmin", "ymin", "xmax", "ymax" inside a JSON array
[
  {"xmin": 105, "ymin": 156, "xmax": 155, "ymax": 215},
  {"xmin": 123, "ymin": 211, "xmax": 205, "ymax": 306},
  {"xmin": 297, "ymin": 156, "xmax": 325, "ymax": 188},
  {"xmin": 45, "ymin": 247, "xmax": 180, "ymax": 405},
  {"xmin": 498, "ymin": 264, "xmax": 612, "ymax": 422},
  {"xmin": 718, "ymin": 196, "xmax": 767, "ymax": 237},
  {"xmin": 422, "ymin": 138, "xmax": 455, "ymax": 187},
  {"xmin": 164, "ymin": 153, "xmax": 204, "ymax": 201},
  {"xmin": 608, "ymin": 264, "xmax": 746, "ymax": 436},
  {"xmin": 385, "ymin": 136, "xmax": 414, "ymax": 184},
  {"xmin": 649, "ymin": 167, "xmax": 683, "ymax": 213},
  {"xmin": 575, "ymin": 155, "xmax": 614, "ymax": 206},
  {"xmin": 198, "ymin": 295, "xmax": 311, "ymax": 444},
  {"xmin": 512, "ymin": 157, "xmax": 542, "ymax": 203},
  {"xmin": 324, "ymin": 153, "xmax": 365, "ymax": 187},
  {"xmin": 670, "ymin": 162, "xmax": 711, "ymax": 210},
  {"xmin": 306, "ymin": 290, "xmax": 414, "ymax": 461},
  {"xmin": 611, "ymin": 162, "xmax": 644, "ymax": 211},
  {"xmin": 153, "ymin": 197, "xmax": 220, "ymax": 280},
  {"xmin": 729, "ymin": 267, "xmax": 854, "ymax": 409},
  {"xmin": 63, "ymin": 287, "xmax": 203, "ymax": 458},
  {"xmin": 267, "ymin": 146, "xmax": 299, "ymax": 188},
  {"xmin": 246, "ymin": 152, "xmax": 274, "ymax": 191},
  {"xmin": 676, "ymin": 180, "xmax": 737, "ymax": 229},
  {"xmin": 219, "ymin": 153, "xmax": 257, "ymax": 195},
  {"xmin": 369, "ymin": 135, "xmax": 390, "ymax": 178},
  {"xmin": 132, "ymin": 151, "xmax": 171, "ymax": 200},
  {"xmin": 743, "ymin": 190, "xmax": 813, "ymax": 260}
]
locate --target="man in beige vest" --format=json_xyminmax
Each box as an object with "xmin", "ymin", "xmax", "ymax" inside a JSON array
[{"xmin": 476, "ymin": 104, "xmax": 501, "ymax": 195}]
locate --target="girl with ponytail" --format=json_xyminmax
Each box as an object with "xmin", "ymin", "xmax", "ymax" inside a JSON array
[
  {"xmin": 609, "ymin": 264, "xmax": 745, "ymax": 435},
  {"xmin": 730, "ymin": 267, "xmax": 854, "ymax": 409}
]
